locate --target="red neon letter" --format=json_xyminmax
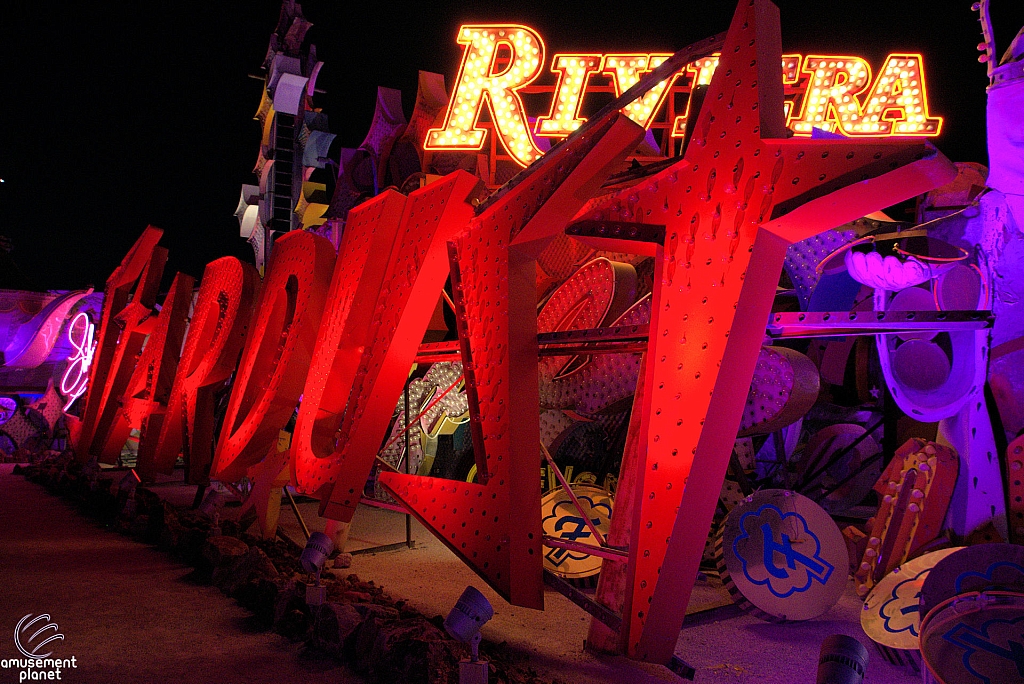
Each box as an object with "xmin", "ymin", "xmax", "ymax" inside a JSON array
[
  {"xmin": 535, "ymin": 54, "xmax": 603, "ymax": 137},
  {"xmin": 98, "ymin": 272, "xmax": 195, "ymax": 465},
  {"xmin": 673, "ymin": 54, "xmax": 804, "ymax": 137},
  {"xmin": 849, "ymin": 54, "xmax": 942, "ymax": 136},
  {"xmin": 790, "ymin": 56, "xmax": 872, "ymax": 135},
  {"xmin": 576, "ymin": 0, "xmax": 953, "ymax": 661},
  {"xmin": 379, "ymin": 112, "xmax": 645, "ymax": 609},
  {"xmin": 602, "ymin": 54, "xmax": 675, "ymax": 129},
  {"xmin": 290, "ymin": 189, "xmax": 411, "ymax": 498},
  {"xmin": 304, "ymin": 172, "xmax": 482, "ymax": 519}
]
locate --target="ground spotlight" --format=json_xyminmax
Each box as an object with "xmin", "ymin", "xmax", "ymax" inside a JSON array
[
  {"xmin": 816, "ymin": 634, "xmax": 868, "ymax": 684},
  {"xmin": 300, "ymin": 531, "xmax": 334, "ymax": 606},
  {"xmin": 444, "ymin": 586, "xmax": 494, "ymax": 684}
]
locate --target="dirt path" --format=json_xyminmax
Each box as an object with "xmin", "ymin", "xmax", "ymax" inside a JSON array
[{"xmin": 0, "ymin": 464, "xmax": 364, "ymax": 684}]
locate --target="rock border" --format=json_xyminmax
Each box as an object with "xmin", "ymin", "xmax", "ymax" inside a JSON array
[{"xmin": 14, "ymin": 451, "xmax": 550, "ymax": 684}]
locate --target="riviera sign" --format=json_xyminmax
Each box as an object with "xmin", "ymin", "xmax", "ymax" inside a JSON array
[{"xmin": 424, "ymin": 24, "xmax": 942, "ymax": 166}]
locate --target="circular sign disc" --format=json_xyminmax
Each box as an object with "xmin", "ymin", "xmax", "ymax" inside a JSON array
[
  {"xmin": 936, "ymin": 263, "xmax": 981, "ymax": 311},
  {"xmin": 921, "ymin": 591, "xmax": 1024, "ymax": 684},
  {"xmin": 893, "ymin": 339, "xmax": 951, "ymax": 392},
  {"xmin": 920, "ymin": 543, "xmax": 1024, "ymax": 621},
  {"xmin": 540, "ymin": 484, "xmax": 613, "ymax": 581},
  {"xmin": 803, "ymin": 423, "xmax": 882, "ymax": 515},
  {"xmin": 861, "ymin": 547, "xmax": 963, "ymax": 650},
  {"xmin": 890, "ymin": 286, "xmax": 938, "ymax": 342},
  {"xmin": 718, "ymin": 489, "xmax": 848, "ymax": 621}
]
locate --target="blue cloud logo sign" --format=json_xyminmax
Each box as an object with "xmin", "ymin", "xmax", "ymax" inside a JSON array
[
  {"xmin": 541, "ymin": 494, "xmax": 612, "ymax": 568},
  {"xmin": 14, "ymin": 614, "xmax": 64, "ymax": 659},
  {"xmin": 955, "ymin": 562, "xmax": 1024, "ymax": 596},
  {"xmin": 942, "ymin": 615, "xmax": 1024, "ymax": 684},
  {"xmin": 733, "ymin": 504, "xmax": 834, "ymax": 599},
  {"xmin": 879, "ymin": 569, "xmax": 928, "ymax": 637}
]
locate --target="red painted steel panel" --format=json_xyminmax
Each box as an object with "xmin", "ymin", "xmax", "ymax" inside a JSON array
[
  {"xmin": 76, "ymin": 226, "xmax": 165, "ymax": 461},
  {"xmin": 317, "ymin": 172, "xmax": 482, "ymax": 520},
  {"xmin": 102, "ymin": 271, "xmax": 195, "ymax": 466},
  {"xmin": 86, "ymin": 300, "xmax": 155, "ymax": 464},
  {"xmin": 291, "ymin": 190, "xmax": 411, "ymax": 498}
]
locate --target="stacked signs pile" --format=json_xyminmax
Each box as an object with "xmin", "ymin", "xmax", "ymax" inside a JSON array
[
  {"xmin": 861, "ymin": 544, "xmax": 1024, "ymax": 683},
  {"xmin": 48, "ymin": 0, "xmax": 1024, "ymax": 669}
]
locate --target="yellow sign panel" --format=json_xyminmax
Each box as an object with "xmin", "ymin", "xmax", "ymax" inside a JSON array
[{"xmin": 540, "ymin": 484, "xmax": 613, "ymax": 581}]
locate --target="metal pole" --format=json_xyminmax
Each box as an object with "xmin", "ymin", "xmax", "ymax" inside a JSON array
[
  {"xmin": 540, "ymin": 441, "xmax": 608, "ymax": 547},
  {"xmin": 404, "ymin": 375, "xmax": 413, "ymax": 548},
  {"xmin": 798, "ymin": 417, "xmax": 885, "ymax": 491},
  {"xmin": 284, "ymin": 486, "xmax": 311, "ymax": 541},
  {"xmin": 883, "ymin": 384, "xmax": 899, "ymax": 471},
  {"xmin": 192, "ymin": 483, "xmax": 207, "ymax": 510},
  {"xmin": 811, "ymin": 451, "xmax": 886, "ymax": 503}
]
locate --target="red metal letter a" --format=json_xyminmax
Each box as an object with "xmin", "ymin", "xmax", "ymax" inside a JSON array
[{"xmin": 97, "ymin": 271, "xmax": 195, "ymax": 466}]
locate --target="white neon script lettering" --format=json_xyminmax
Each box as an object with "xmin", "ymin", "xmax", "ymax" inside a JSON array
[{"xmin": 61, "ymin": 312, "xmax": 96, "ymax": 411}]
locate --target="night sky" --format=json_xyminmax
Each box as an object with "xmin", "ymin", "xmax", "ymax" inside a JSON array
[{"xmin": 1, "ymin": 0, "xmax": 1021, "ymax": 292}]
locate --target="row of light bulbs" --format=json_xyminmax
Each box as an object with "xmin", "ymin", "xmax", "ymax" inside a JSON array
[{"xmin": 427, "ymin": 27, "xmax": 943, "ymax": 168}]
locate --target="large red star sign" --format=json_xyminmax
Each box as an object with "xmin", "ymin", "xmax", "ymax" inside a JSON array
[{"xmin": 575, "ymin": 0, "xmax": 956, "ymax": 663}]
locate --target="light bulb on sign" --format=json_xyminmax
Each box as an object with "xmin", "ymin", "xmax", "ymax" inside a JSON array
[
  {"xmin": 535, "ymin": 54, "xmax": 601, "ymax": 137},
  {"xmin": 602, "ymin": 53, "xmax": 675, "ymax": 129},
  {"xmin": 426, "ymin": 25, "xmax": 942, "ymax": 167},
  {"xmin": 848, "ymin": 53, "xmax": 942, "ymax": 136},
  {"xmin": 791, "ymin": 56, "xmax": 871, "ymax": 135},
  {"xmin": 424, "ymin": 24, "xmax": 546, "ymax": 166},
  {"xmin": 61, "ymin": 312, "xmax": 96, "ymax": 411}
]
